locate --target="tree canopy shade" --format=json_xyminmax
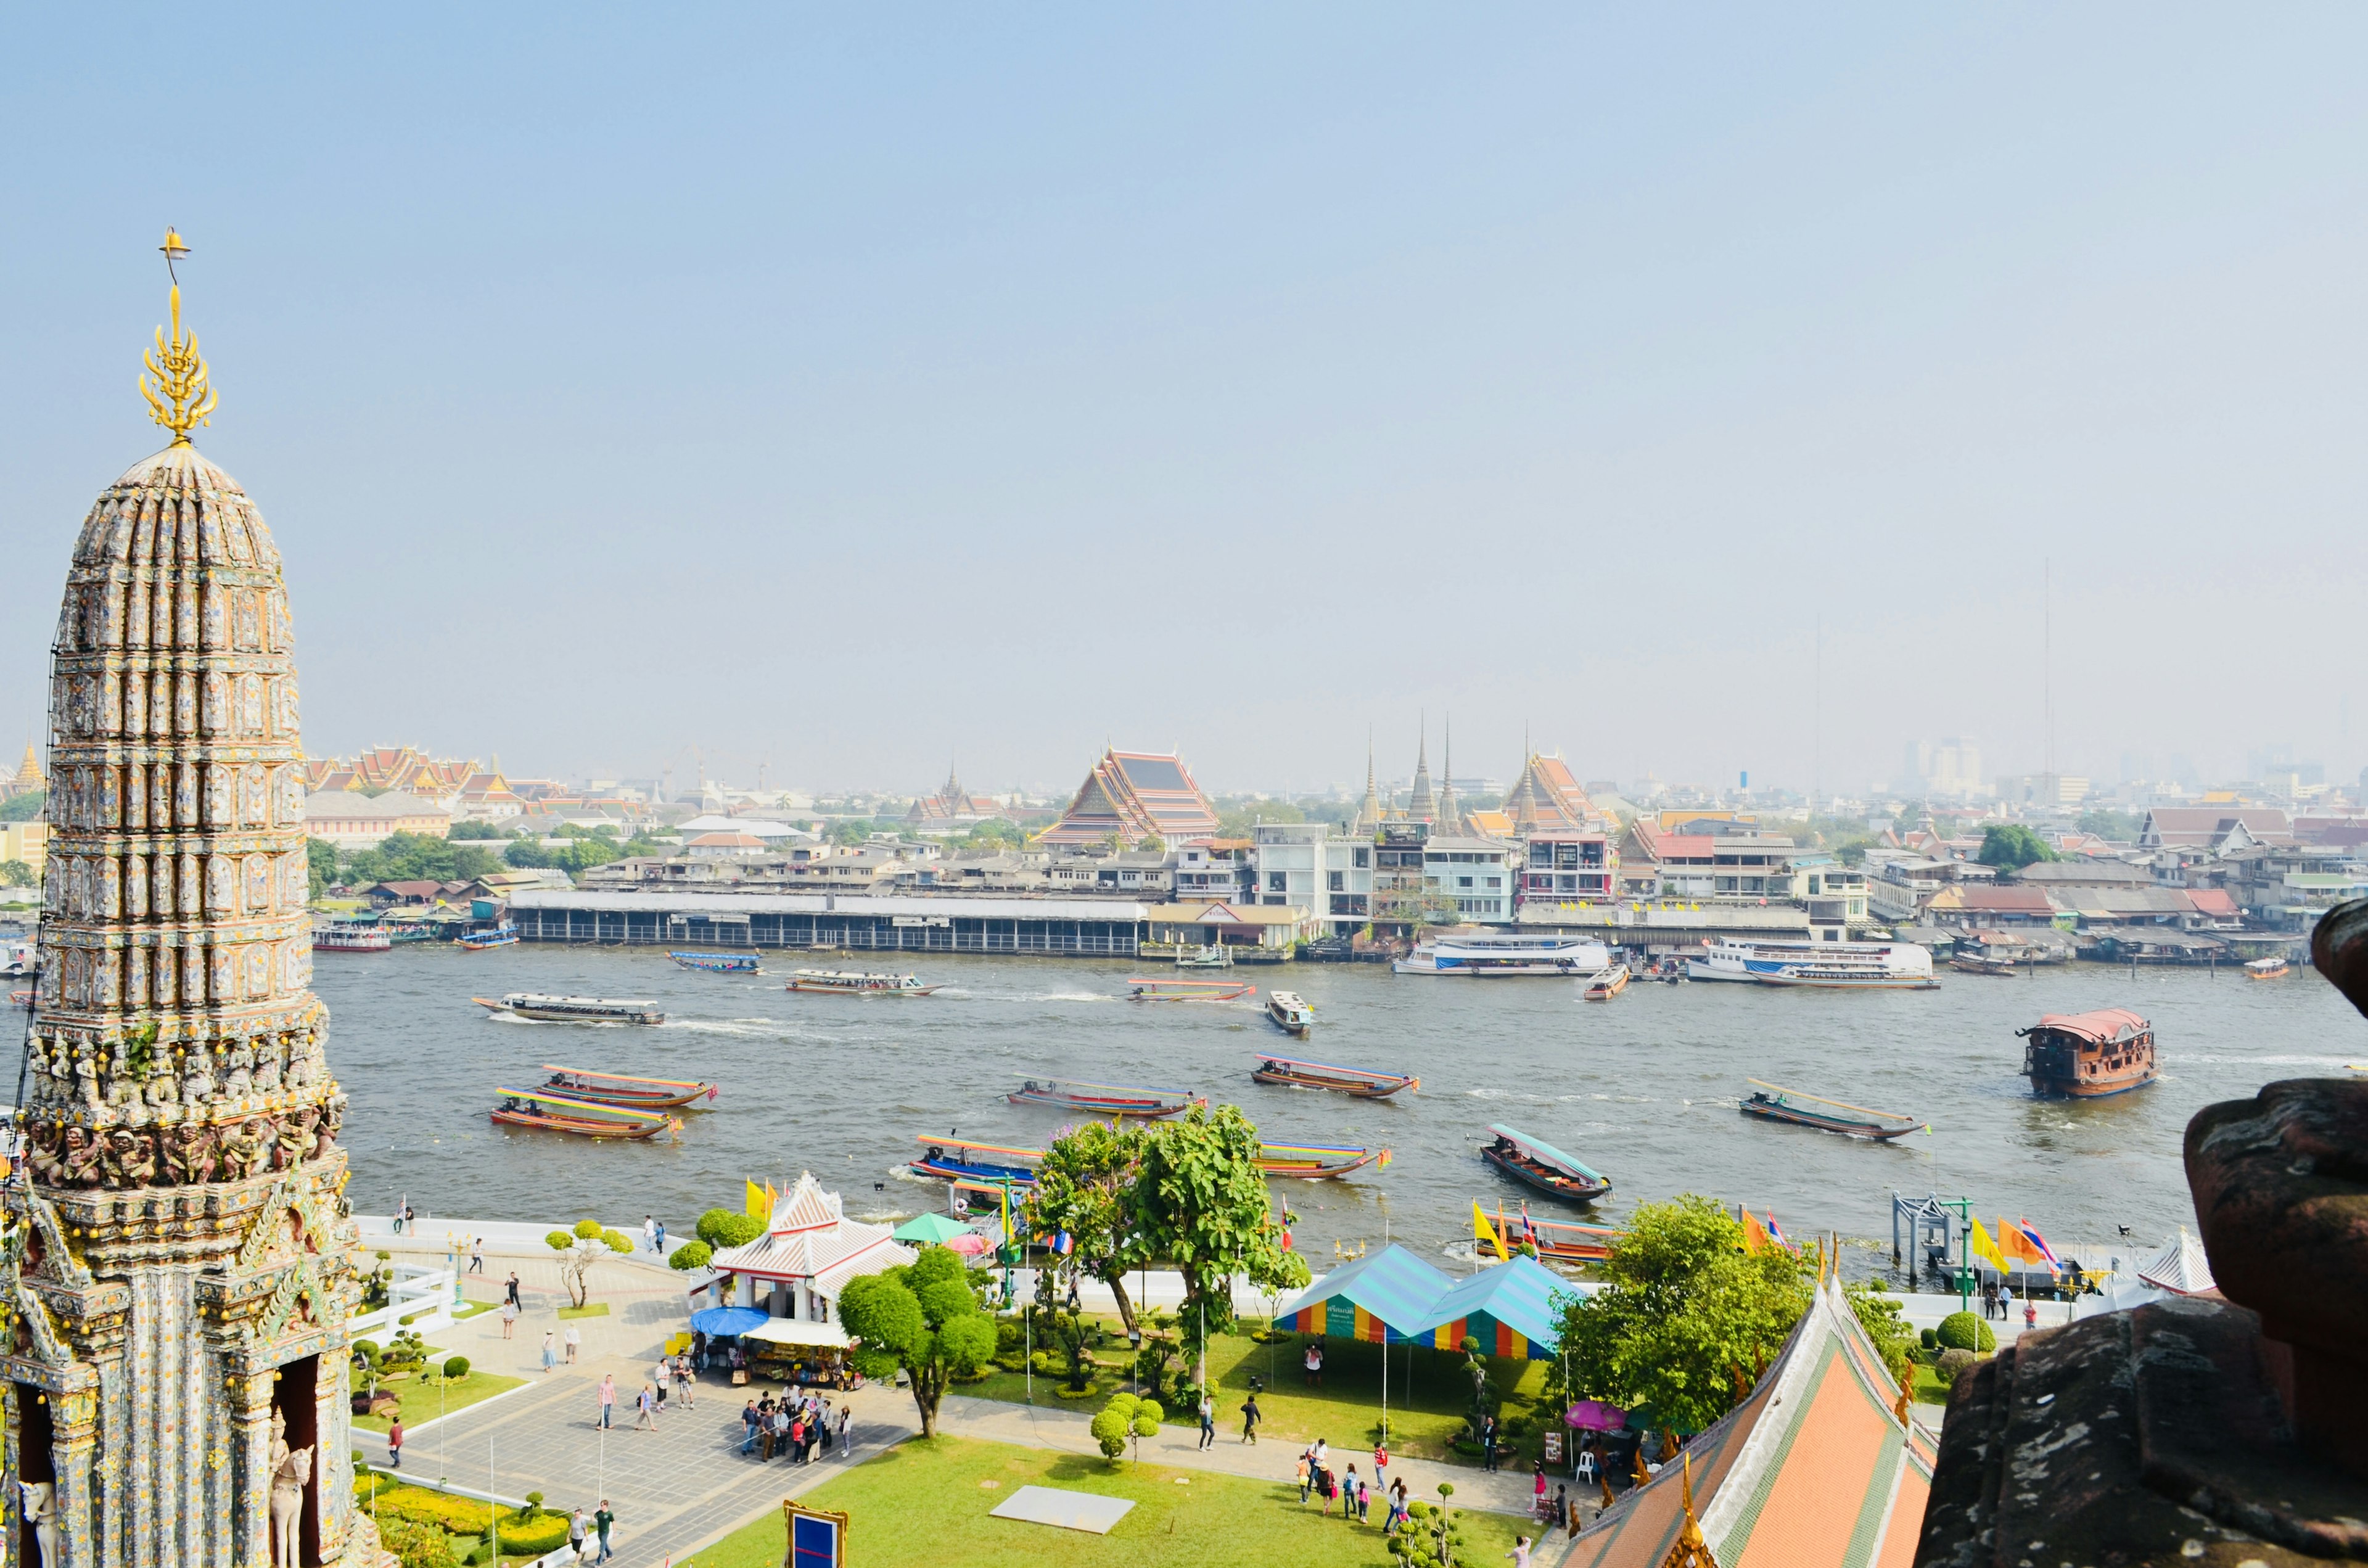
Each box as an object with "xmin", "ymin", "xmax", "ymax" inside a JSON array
[
  {"xmin": 0, "ymin": 790, "xmax": 45, "ymax": 823},
  {"xmin": 338, "ymin": 831, "xmax": 504, "ymax": 887},
  {"xmin": 1977, "ymin": 824, "xmax": 2058, "ymax": 870},
  {"xmin": 837, "ymin": 1246, "xmax": 997, "ymax": 1438},
  {"xmin": 1546, "ymin": 1195, "xmax": 1815, "ymax": 1434},
  {"xmin": 1029, "ymin": 1120, "xmax": 1151, "ymax": 1333}
]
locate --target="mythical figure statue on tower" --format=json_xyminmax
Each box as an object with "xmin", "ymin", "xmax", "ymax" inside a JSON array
[{"xmin": 0, "ymin": 233, "xmax": 382, "ymax": 1566}]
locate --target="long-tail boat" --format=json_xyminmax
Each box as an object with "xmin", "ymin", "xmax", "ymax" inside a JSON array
[
  {"xmin": 910, "ymin": 1135, "xmax": 1042, "ymax": 1189},
  {"xmin": 539, "ymin": 1064, "xmax": 718, "ymax": 1110},
  {"xmin": 1006, "ymin": 1077, "xmax": 1204, "ymax": 1118},
  {"xmin": 1127, "ymin": 977, "xmax": 1255, "ymax": 1002},
  {"xmin": 1256, "ymin": 1142, "xmax": 1390, "ymax": 1180},
  {"xmin": 1476, "ymin": 1203, "xmax": 1620, "ymax": 1265},
  {"xmin": 490, "ymin": 1089, "xmax": 680, "ymax": 1141},
  {"xmin": 1737, "ymin": 1079, "xmax": 1921, "ymax": 1140},
  {"xmin": 1251, "ymin": 1054, "xmax": 1419, "ymax": 1099},
  {"xmin": 1481, "ymin": 1123, "xmax": 1612, "ymax": 1204},
  {"xmin": 670, "ymin": 951, "xmax": 763, "ymax": 974},
  {"xmin": 1265, "ymin": 991, "xmax": 1315, "ymax": 1035}
]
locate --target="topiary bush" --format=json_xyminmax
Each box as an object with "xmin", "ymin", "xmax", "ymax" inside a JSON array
[
  {"xmin": 697, "ymin": 1209, "xmax": 767, "ymax": 1249},
  {"xmin": 1936, "ymin": 1311, "xmax": 1996, "ymax": 1352},
  {"xmin": 1919, "ymin": 1327, "xmax": 1938, "ymax": 1350},
  {"xmin": 372, "ymin": 1516, "xmax": 458, "ymax": 1568},
  {"xmin": 667, "ymin": 1240, "xmax": 713, "ymax": 1271},
  {"xmin": 441, "ymin": 1356, "xmax": 469, "ymax": 1381},
  {"xmin": 1088, "ymin": 1392, "xmax": 1165, "ymax": 1462},
  {"xmin": 1935, "ymin": 1347, "xmax": 1978, "ymax": 1384}
]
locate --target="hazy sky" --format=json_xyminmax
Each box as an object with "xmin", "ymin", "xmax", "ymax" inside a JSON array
[{"xmin": 4, "ymin": 7, "xmax": 2364, "ymax": 797}]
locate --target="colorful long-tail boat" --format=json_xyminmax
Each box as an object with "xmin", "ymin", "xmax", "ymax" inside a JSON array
[
  {"xmin": 1256, "ymin": 1141, "xmax": 1390, "ymax": 1180},
  {"xmin": 670, "ymin": 951, "xmax": 763, "ymax": 973},
  {"xmin": 538, "ymin": 1064, "xmax": 718, "ymax": 1110},
  {"xmin": 1481, "ymin": 1123, "xmax": 1611, "ymax": 1204},
  {"xmin": 1006, "ymin": 1077, "xmax": 1204, "ymax": 1118},
  {"xmin": 1251, "ymin": 1054, "xmax": 1418, "ymax": 1099},
  {"xmin": 490, "ymin": 1089, "xmax": 679, "ymax": 1141},
  {"xmin": 910, "ymin": 1135, "xmax": 1042, "ymax": 1189}
]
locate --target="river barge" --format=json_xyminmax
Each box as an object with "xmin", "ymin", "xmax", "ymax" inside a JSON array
[
  {"xmin": 2018, "ymin": 1008, "xmax": 2156, "ymax": 1098},
  {"xmin": 1395, "ymin": 932, "xmax": 1610, "ymax": 976},
  {"xmin": 1689, "ymin": 937, "xmax": 1937, "ymax": 989}
]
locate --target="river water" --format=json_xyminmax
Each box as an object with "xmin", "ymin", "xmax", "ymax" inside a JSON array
[{"xmin": 316, "ymin": 945, "xmax": 2364, "ymax": 1279}]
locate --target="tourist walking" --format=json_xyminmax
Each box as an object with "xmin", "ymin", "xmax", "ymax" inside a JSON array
[
  {"xmin": 633, "ymin": 1382, "xmax": 657, "ymax": 1430},
  {"xmin": 2023, "ymin": 1296, "xmax": 2038, "ymax": 1331},
  {"xmin": 468, "ymin": 1237, "xmax": 484, "ymax": 1274},
  {"xmin": 541, "ymin": 1332, "xmax": 556, "ymax": 1374},
  {"xmin": 836, "ymin": 1403, "xmax": 852, "ymax": 1452},
  {"xmin": 672, "ymin": 1354, "xmax": 694, "ymax": 1406},
  {"xmin": 1356, "ymin": 1473, "xmax": 1371, "ymax": 1524},
  {"xmin": 1510, "ymin": 1534, "xmax": 1532, "ymax": 1568},
  {"xmin": 391, "ymin": 1200, "xmax": 405, "ymax": 1236},
  {"xmin": 387, "ymin": 1416, "xmax": 403, "ymax": 1469},
  {"xmin": 642, "ymin": 1215, "xmax": 657, "ymax": 1255},
  {"xmin": 1386, "ymin": 1478, "xmax": 1410, "ymax": 1535},
  {"xmin": 567, "ymin": 1509, "xmax": 587, "ymax": 1559},
  {"xmin": 1481, "ymin": 1414, "xmax": 1500, "ymax": 1472},
  {"xmin": 1341, "ymin": 1462, "xmax": 1359, "ymax": 1520},
  {"xmin": 655, "ymin": 1218, "xmax": 667, "ymax": 1256},
  {"xmin": 500, "ymin": 1299, "xmax": 519, "ymax": 1339},
  {"xmin": 1296, "ymin": 1452, "xmax": 1312, "ymax": 1504},
  {"xmin": 1240, "ymin": 1390, "xmax": 1260, "ymax": 1443},
  {"xmin": 1373, "ymin": 1439, "xmax": 1389, "ymax": 1495},
  {"xmin": 1198, "ymin": 1393, "xmax": 1215, "ymax": 1450},
  {"xmin": 1533, "ymin": 1460, "xmax": 1549, "ymax": 1518},
  {"xmin": 593, "ymin": 1501, "xmax": 615, "ymax": 1564},
  {"xmin": 504, "ymin": 1271, "xmax": 521, "ymax": 1308},
  {"xmin": 598, "ymin": 1374, "xmax": 615, "ymax": 1429},
  {"xmin": 564, "ymin": 1323, "xmax": 580, "ymax": 1365}
]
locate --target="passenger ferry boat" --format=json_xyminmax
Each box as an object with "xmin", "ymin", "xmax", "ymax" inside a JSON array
[
  {"xmin": 475, "ymin": 994, "xmax": 666, "ymax": 1025},
  {"xmin": 311, "ymin": 924, "xmax": 392, "ymax": 953},
  {"xmin": 786, "ymin": 970, "xmax": 941, "ymax": 996},
  {"xmin": 1687, "ymin": 937, "xmax": 1937, "ymax": 990},
  {"xmin": 2244, "ymin": 955, "xmax": 2290, "ymax": 980},
  {"xmin": 1265, "ymin": 991, "xmax": 1315, "ymax": 1035},
  {"xmin": 457, "ymin": 922, "xmax": 519, "ymax": 951},
  {"xmin": 1581, "ymin": 964, "xmax": 1629, "ymax": 1001},
  {"xmin": 1395, "ymin": 932, "xmax": 1610, "ymax": 976},
  {"xmin": 2018, "ymin": 1008, "xmax": 2156, "ymax": 1098}
]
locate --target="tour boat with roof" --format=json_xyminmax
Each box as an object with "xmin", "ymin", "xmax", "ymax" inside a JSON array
[
  {"xmin": 786, "ymin": 970, "xmax": 941, "ymax": 996},
  {"xmin": 670, "ymin": 951, "xmax": 763, "ymax": 974},
  {"xmin": 312, "ymin": 924, "xmax": 392, "ymax": 953},
  {"xmin": 1256, "ymin": 1141, "xmax": 1390, "ymax": 1180},
  {"xmin": 1251, "ymin": 1054, "xmax": 1418, "ymax": 1099},
  {"xmin": 538, "ymin": 1064, "xmax": 718, "ymax": 1110},
  {"xmin": 475, "ymin": 993, "xmax": 665, "ymax": 1025},
  {"xmin": 1127, "ymin": 977, "xmax": 1254, "ymax": 1002},
  {"xmin": 1581, "ymin": 964, "xmax": 1629, "ymax": 1001},
  {"xmin": 1737, "ymin": 1079, "xmax": 1922, "ymax": 1140},
  {"xmin": 1265, "ymin": 991, "xmax": 1315, "ymax": 1035},
  {"xmin": 1687, "ymin": 937, "xmax": 1937, "ymax": 989},
  {"xmin": 490, "ymin": 1088, "xmax": 680, "ymax": 1140},
  {"xmin": 1394, "ymin": 932, "xmax": 1611, "ymax": 977},
  {"xmin": 1481, "ymin": 1123, "xmax": 1613, "ymax": 1205},
  {"xmin": 457, "ymin": 922, "xmax": 519, "ymax": 951},
  {"xmin": 2244, "ymin": 955, "xmax": 2290, "ymax": 980},
  {"xmin": 1006, "ymin": 1077, "xmax": 1205, "ymax": 1118},
  {"xmin": 909, "ymin": 1135, "xmax": 1042, "ymax": 1189},
  {"xmin": 2018, "ymin": 1008, "xmax": 2156, "ymax": 1098}
]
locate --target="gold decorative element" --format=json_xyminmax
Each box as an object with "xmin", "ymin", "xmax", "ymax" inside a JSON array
[
  {"xmin": 139, "ymin": 228, "xmax": 217, "ymax": 444},
  {"xmin": 1658, "ymin": 1453, "xmax": 1720, "ymax": 1568}
]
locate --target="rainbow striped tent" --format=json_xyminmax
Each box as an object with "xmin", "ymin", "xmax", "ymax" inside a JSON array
[{"xmin": 1277, "ymin": 1246, "xmax": 1563, "ymax": 1360}]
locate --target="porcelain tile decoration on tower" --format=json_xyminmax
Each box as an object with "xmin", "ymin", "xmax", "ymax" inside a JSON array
[{"xmin": 2, "ymin": 235, "xmax": 380, "ymax": 1568}]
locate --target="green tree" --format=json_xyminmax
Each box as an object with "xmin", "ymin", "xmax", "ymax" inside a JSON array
[
  {"xmin": 543, "ymin": 1219, "xmax": 633, "ymax": 1308},
  {"xmin": 1030, "ymin": 1120, "xmax": 1151, "ymax": 1334},
  {"xmin": 306, "ymin": 838, "xmax": 340, "ymax": 900},
  {"xmin": 342, "ymin": 832, "xmax": 503, "ymax": 886},
  {"xmin": 1843, "ymin": 1278, "xmax": 1917, "ymax": 1387},
  {"xmin": 446, "ymin": 821, "xmax": 518, "ymax": 841},
  {"xmin": 1215, "ymin": 798, "xmax": 1302, "ymax": 838},
  {"xmin": 0, "ymin": 790, "xmax": 46, "ymax": 823},
  {"xmin": 1088, "ymin": 1391, "xmax": 1164, "ymax": 1464},
  {"xmin": 2074, "ymin": 808, "xmax": 2142, "ymax": 844},
  {"xmin": 1127, "ymin": 1104, "xmax": 1311, "ymax": 1389},
  {"xmin": 837, "ymin": 1246, "xmax": 997, "ymax": 1437},
  {"xmin": 0, "ymin": 860, "xmax": 34, "ymax": 889},
  {"xmin": 696, "ymin": 1208, "xmax": 767, "ymax": 1249},
  {"xmin": 503, "ymin": 839, "xmax": 555, "ymax": 869},
  {"xmin": 1547, "ymin": 1195, "xmax": 1815, "ymax": 1433},
  {"xmin": 1977, "ymin": 824, "xmax": 2058, "ymax": 871}
]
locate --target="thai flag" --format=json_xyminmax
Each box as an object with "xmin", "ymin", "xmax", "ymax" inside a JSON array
[
  {"xmin": 2013, "ymin": 1220, "xmax": 2061, "ymax": 1271},
  {"xmin": 1765, "ymin": 1212, "xmax": 1790, "ymax": 1249},
  {"xmin": 1519, "ymin": 1203, "xmax": 1539, "ymax": 1247},
  {"xmin": 1051, "ymin": 1229, "xmax": 1074, "ymax": 1256}
]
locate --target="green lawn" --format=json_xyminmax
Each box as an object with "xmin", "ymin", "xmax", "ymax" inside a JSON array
[
  {"xmin": 688, "ymin": 1436, "xmax": 1527, "ymax": 1568},
  {"xmin": 352, "ymin": 1368, "xmax": 528, "ymax": 1432},
  {"xmin": 960, "ymin": 1320, "xmax": 1555, "ymax": 1466},
  {"xmin": 558, "ymin": 1302, "xmax": 611, "ymax": 1320}
]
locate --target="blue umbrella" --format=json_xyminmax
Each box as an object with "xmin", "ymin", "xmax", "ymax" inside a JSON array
[{"xmin": 691, "ymin": 1306, "xmax": 770, "ymax": 1337}]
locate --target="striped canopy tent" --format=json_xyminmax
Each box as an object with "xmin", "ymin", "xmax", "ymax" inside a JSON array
[
  {"xmin": 1403, "ymin": 1253, "xmax": 1564, "ymax": 1360},
  {"xmin": 1278, "ymin": 1244, "xmax": 1453, "ymax": 1344}
]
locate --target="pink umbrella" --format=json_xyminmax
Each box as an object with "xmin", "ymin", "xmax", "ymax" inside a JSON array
[
  {"xmin": 1565, "ymin": 1400, "xmax": 1627, "ymax": 1431},
  {"xmin": 945, "ymin": 1232, "xmax": 993, "ymax": 1255}
]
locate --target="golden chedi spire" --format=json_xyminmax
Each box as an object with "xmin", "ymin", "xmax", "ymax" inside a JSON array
[{"xmin": 139, "ymin": 228, "xmax": 218, "ymax": 444}]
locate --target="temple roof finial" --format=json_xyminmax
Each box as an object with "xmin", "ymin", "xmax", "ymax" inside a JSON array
[{"xmin": 141, "ymin": 228, "xmax": 217, "ymax": 445}]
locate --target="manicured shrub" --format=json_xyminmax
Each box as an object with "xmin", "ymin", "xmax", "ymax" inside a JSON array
[
  {"xmin": 1935, "ymin": 1311, "xmax": 1996, "ymax": 1352},
  {"xmin": 441, "ymin": 1356, "xmax": 469, "ymax": 1380},
  {"xmin": 485, "ymin": 1513, "xmax": 571, "ymax": 1556},
  {"xmin": 696, "ymin": 1209, "xmax": 767, "ymax": 1249},
  {"xmin": 667, "ymin": 1241, "xmax": 713, "ymax": 1271},
  {"xmin": 1935, "ymin": 1348, "xmax": 1978, "ymax": 1384},
  {"xmin": 1918, "ymin": 1327, "xmax": 1938, "ymax": 1350},
  {"xmin": 353, "ymin": 1339, "xmax": 382, "ymax": 1366},
  {"xmin": 372, "ymin": 1516, "xmax": 458, "ymax": 1568},
  {"xmin": 1088, "ymin": 1392, "xmax": 1165, "ymax": 1461}
]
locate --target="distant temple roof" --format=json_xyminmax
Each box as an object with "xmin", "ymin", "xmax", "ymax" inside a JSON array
[
  {"xmin": 905, "ymin": 760, "xmax": 1009, "ymax": 826},
  {"xmin": 1565, "ymin": 1275, "xmax": 1934, "ymax": 1568},
  {"xmin": 1035, "ymin": 748, "xmax": 1220, "ymax": 848},
  {"xmin": 1505, "ymin": 752, "xmax": 1598, "ymax": 833}
]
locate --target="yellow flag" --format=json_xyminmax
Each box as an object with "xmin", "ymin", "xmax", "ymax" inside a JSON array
[
  {"xmin": 1968, "ymin": 1216, "xmax": 2010, "ymax": 1275},
  {"xmin": 745, "ymin": 1180, "xmax": 768, "ymax": 1218},
  {"xmin": 1740, "ymin": 1208, "xmax": 1770, "ymax": 1254},
  {"xmin": 1473, "ymin": 1202, "xmax": 1505, "ymax": 1261}
]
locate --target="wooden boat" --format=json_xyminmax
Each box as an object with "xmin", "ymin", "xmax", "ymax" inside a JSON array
[
  {"xmin": 1478, "ymin": 1205, "xmax": 1620, "ymax": 1265},
  {"xmin": 670, "ymin": 951, "xmax": 762, "ymax": 974},
  {"xmin": 786, "ymin": 970, "xmax": 940, "ymax": 996},
  {"xmin": 312, "ymin": 924, "xmax": 392, "ymax": 953},
  {"xmin": 1951, "ymin": 953, "xmax": 2017, "ymax": 977},
  {"xmin": 1006, "ymin": 1077, "xmax": 1204, "ymax": 1118},
  {"xmin": 458, "ymin": 923, "xmax": 519, "ymax": 951},
  {"xmin": 2019, "ymin": 1009, "xmax": 2156, "ymax": 1098},
  {"xmin": 1581, "ymin": 964, "xmax": 1629, "ymax": 1001},
  {"xmin": 1251, "ymin": 1054, "xmax": 1418, "ymax": 1099},
  {"xmin": 1481, "ymin": 1123, "xmax": 1612, "ymax": 1204},
  {"xmin": 490, "ymin": 1089, "xmax": 679, "ymax": 1140},
  {"xmin": 1127, "ymin": 978, "xmax": 1254, "ymax": 1002},
  {"xmin": 2244, "ymin": 956, "xmax": 2290, "ymax": 980},
  {"xmin": 8, "ymin": 989, "xmax": 30, "ymax": 1011},
  {"xmin": 1265, "ymin": 991, "xmax": 1315, "ymax": 1035},
  {"xmin": 540, "ymin": 1064, "xmax": 718, "ymax": 1110},
  {"xmin": 1256, "ymin": 1142, "xmax": 1390, "ymax": 1179},
  {"xmin": 909, "ymin": 1135, "xmax": 1042, "ymax": 1189},
  {"xmin": 1737, "ymin": 1079, "xmax": 1921, "ymax": 1140},
  {"xmin": 475, "ymin": 994, "xmax": 665, "ymax": 1025}
]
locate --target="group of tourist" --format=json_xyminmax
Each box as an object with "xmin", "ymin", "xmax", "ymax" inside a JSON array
[
  {"xmin": 1978, "ymin": 1280, "xmax": 2041, "ymax": 1328},
  {"xmin": 738, "ymin": 1390, "xmax": 851, "ymax": 1463},
  {"xmin": 1292, "ymin": 1437, "xmax": 1406, "ymax": 1529}
]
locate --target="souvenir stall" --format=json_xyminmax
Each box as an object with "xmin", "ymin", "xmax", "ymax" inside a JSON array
[{"xmin": 706, "ymin": 1173, "xmax": 917, "ymax": 1383}]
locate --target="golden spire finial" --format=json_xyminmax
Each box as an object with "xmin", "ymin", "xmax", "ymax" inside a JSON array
[
  {"xmin": 1658, "ymin": 1452, "xmax": 1722, "ymax": 1568},
  {"xmin": 140, "ymin": 228, "xmax": 216, "ymax": 445}
]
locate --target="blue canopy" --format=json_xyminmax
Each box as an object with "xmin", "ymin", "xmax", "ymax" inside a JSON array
[
  {"xmin": 1410, "ymin": 1253, "xmax": 1565, "ymax": 1358},
  {"xmin": 1278, "ymin": 1246, "xmax": 1564, "ymax": 1358},
  {"xmin": 690, "ymin": 1306, "xmax": 771, "ymax": 1337},
  {"xmin": 1278, "ymin": 1244, "xmax": 1455, "ymax": 1344}
]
